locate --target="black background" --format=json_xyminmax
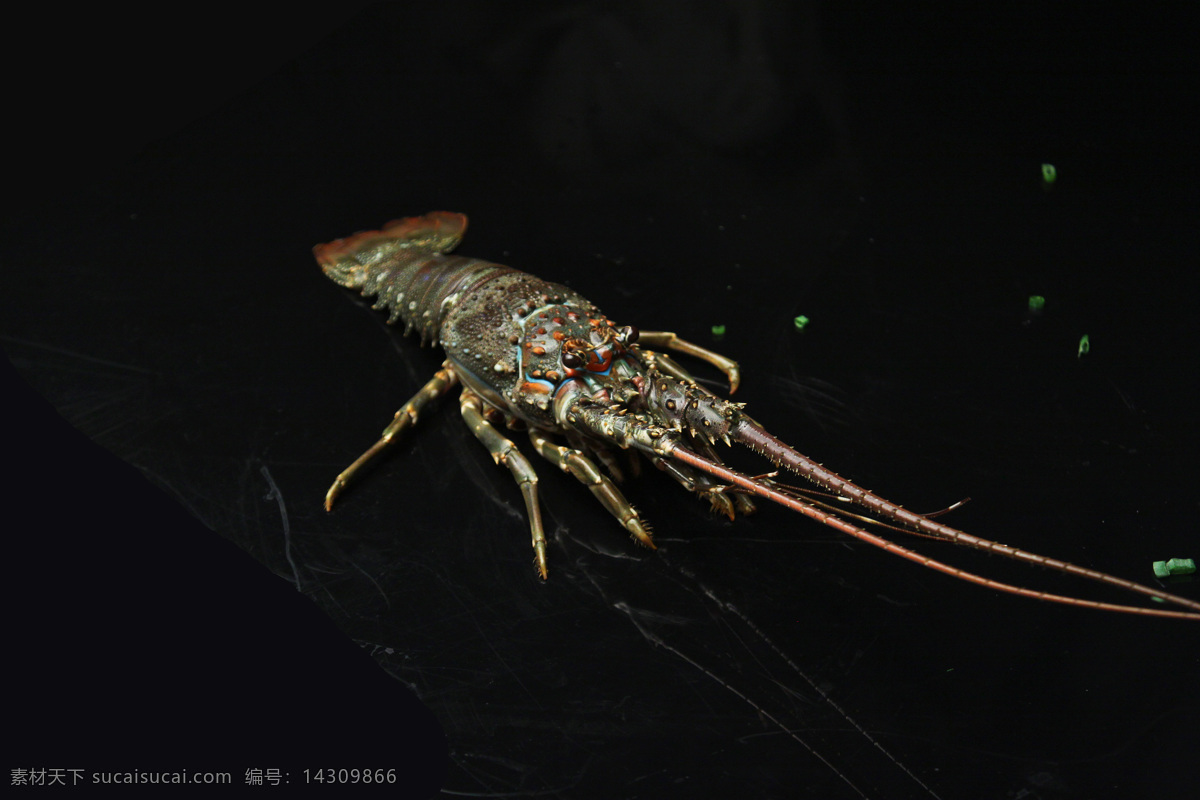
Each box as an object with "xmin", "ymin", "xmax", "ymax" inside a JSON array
[{"xmin": 4, "ymin": 3, "xmax": 1197, "ymax": 798}]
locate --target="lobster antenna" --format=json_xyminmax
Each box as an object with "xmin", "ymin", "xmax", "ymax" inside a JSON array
[
  {"xmin": 669, "ymin": 445, "xmax": 1200, "ymax": 620},
  {"xmin": 727, "ymin": 418, "xmax": 1200, "ymax": 615}
]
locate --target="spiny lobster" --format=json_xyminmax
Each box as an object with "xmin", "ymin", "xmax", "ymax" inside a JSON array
[{"xmin": 316, "ymin": 212, "xmax": 1199, "ymax": 620}]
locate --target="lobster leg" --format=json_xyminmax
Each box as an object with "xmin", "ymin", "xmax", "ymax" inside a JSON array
[
  {"xmin": 636, "ymin": 432, "xmax": 748, "ymax": 520},
  {"xmin": 637, "ymin": 331, "xmax": 741, "ymax": 393},
  {"xmin": 527, "ymin": 430, "xmax": 655, "ymax": 549},
  {"xmin": 325, "ymin": 362, "xmax": 459, "ymax": 511},
  {"xmin": 460, "ymin": 391, "xmax": 550, "ymax": 578},
  {"xmin": 564, "ymin": 429, "xmax": 632, "ymax": 482}
]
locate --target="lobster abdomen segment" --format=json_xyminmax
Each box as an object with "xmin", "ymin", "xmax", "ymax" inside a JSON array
[{"xmin": 317, "ymin": 233, "xmax": 512, "ymax": 344}]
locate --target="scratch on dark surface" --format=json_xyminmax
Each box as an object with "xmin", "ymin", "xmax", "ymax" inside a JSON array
[
  {"xmin": 772, "ymin": 372, "xmax": 856, "ymax": 433},
  {"xmin": 3, "ymin": 334, "xmax": 168, "ymax": 452},
  {"xmin": 571, "ymin": 550, "xmax": 942, "ymax": 800},
  {"xmin": 351, "ymin": 559, "xmax": 391, "ymax": 609},
  {"xmin": 260, "ymin": 464, "xmax": 301, "ymax": 590},
  {"xmin": 146, "ymin": 470, "xmax": 215, "ymax": 532},
  {"xmin": 443, "ymin": 750, "xmax": 586, "ymax": 797},
  {"xmin": 445, "ymin": 585, "xmax": 545, "ymax": 712},
  {"xmin": 1105, "ymin": 376, "xmax": 1138, "ymax": 415},
  {"xmin": 1, "ymin": 334, "xmax": 160, "ymax": 375},
  {"xmin": 697, "ymin": 584, "xmax": 939, "ymax": 798},
  {"xmin": 316, "ymin": 584, "xmax": 350, "ymax": 617},
  {"xmin": 611, "ymin": 599, "xmax": 871, "ymax": 800},
  {"xmin": 440, "ymin": 785, "xmax": 581, "ymax": 797}
]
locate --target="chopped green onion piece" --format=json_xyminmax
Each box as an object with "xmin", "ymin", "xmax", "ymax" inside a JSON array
[
  {"xmin": 1041, "ymin": 163, "xmax": 1057, "ymax": 185},
  {"xmin": 1153, "ymin": 558, "xmax": 1197, "ymax": 578},
  {"xmin": 1077, "ymin": 334, "xmax": 1090, "ymax": 357},
  {"xmin": 793, "ymin": 315, "xmax": 810, "ymax": 332},
  {"xmin": 1028, "ymin": 295, "xmax": 1045, "ymax": 313},
  {"xmin": 711, "ymin": 324, "xmax": 726, "ymax": 338}
]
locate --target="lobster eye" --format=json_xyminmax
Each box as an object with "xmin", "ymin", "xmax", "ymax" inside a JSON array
[
  {"xmin": 561, "ymin": 350, "xmax": 586, "ymax": 369},
  {"xmin": 618, "ymin": 325, "xmax": 639, "ymax": 345}
]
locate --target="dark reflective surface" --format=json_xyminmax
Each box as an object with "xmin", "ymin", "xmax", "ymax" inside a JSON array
[{"xmin": 5, "ymin": 4, "xmax": 1197, "ymax": 798}]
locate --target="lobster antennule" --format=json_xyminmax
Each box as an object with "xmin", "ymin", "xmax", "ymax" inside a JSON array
[{"xmin": 665, "ymin": 444, "xmax": 1200, "ymax": 619}]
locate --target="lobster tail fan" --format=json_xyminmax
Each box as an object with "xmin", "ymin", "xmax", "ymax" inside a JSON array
[
  {"xmin": 313, "ymin": 230, "xmax": 392, "ymax": 289},
  {"xmin": 380, "ymin": 211, "xmax": 468, "ymax": 253},
  {"xmin": 314, "ymin": 212, "xmax": 470, "ymax": 290}
]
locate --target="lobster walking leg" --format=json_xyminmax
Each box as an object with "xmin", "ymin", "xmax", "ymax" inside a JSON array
[
  {"xmin": 564, "ymin": 429, "xmax": 634, "ymax": 483},
  {"xmin": 638, "ymin": 331, "xmax": 741, "ymax": 393},
  {"xmin": 648, "ymin": 452, "xmax": 741, "ymax": 520},
  {"xmin": 460, "ymin": 391, "xmax": 549, "ymax": 578},
  {"xmin": 527, "ymin": 430, "xmax": 655, "ymax": 549},
  {"xmin": 325, "ymin": 363, "xmax": 459, "ymax": 511}
]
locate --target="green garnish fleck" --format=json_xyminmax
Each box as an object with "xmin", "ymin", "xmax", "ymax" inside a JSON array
[{"xmin": 1153, "ymin": 558, "xmax": 1197, "ymax": 578}]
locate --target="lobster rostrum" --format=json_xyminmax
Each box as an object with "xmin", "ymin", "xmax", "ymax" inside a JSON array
[{"xmin": 316, "ymin": 212, "xmax": 1200, "ymax": 620}]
